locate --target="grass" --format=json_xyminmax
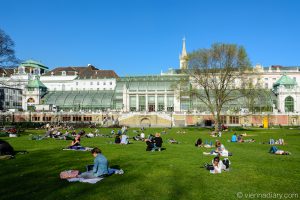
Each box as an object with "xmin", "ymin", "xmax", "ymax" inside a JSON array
[{"xmin": 0, "ymin": 127, "xmax": 300, "ymax": 200}]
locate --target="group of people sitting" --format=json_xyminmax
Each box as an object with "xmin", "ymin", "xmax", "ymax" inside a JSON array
[
  {"xmin": 210, "ymin": 131, "xmax": 222, "ymax": 138},
  {"xmin": 230, "ymin": 133, "xmax": 255, "ymax": 143},
  {"xmin": 268, "ymin": 138, "xmax": 285, "ymax": 145},
  {"xmin": 114, "ymin": 134, "xmax": 129, "ymax": 144},
  {"xmin": 145, "ymin": 133, "xmax": 163, "ymax": 151}
]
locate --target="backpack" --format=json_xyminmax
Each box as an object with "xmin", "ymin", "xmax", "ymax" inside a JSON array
[
  {"xmin": 60, "ymin": 170, "xmax": 79, "ymax": 179},
  {"xmin": 222, "ymin": 159, "xmax": 230, "ymax": 169}
]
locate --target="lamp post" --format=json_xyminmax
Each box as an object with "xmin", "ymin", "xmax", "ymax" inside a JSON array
[{"xmin": 170, "ymin": 112, "xmax": 173, "ymax": 128}]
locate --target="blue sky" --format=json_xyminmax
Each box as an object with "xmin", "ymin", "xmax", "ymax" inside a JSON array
[{"xmin": 1, "ymin": 0, "xmax": 299, "ymax": 76}]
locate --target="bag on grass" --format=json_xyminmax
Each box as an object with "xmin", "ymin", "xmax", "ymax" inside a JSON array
[{"xmin": 60, "ymin": 170, "xmax": 79, "ymax": 179}]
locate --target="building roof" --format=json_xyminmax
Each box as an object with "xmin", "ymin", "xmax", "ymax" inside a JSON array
[
  {"xmin": 42, "ymin": 90, "xmax": 115, "ymax": 108},
  {"xmin": 273, "ymin": 74, "xmax": 297, "ymax": 87},
  {"xmin": 20, "ymin": 59, "xmax": 48, "ymax": 70},
  {"xmin": 0, "ymin": 68, "xmax": 15, "ymax": 77},
  {"xmin": 43, "ymin": 65, "xmax": 119, "ymax": 79},
  {"xmin": 27, "ymin": 77, "xmax": 47, "ymax": 88}
]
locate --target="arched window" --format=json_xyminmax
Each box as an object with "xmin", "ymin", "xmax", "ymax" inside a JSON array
[
  {"xmin": 27, "ymin": 98, "xmax": 35, "ymax": 103},
  {"xmin": 285, "ymin": 96, "xmax": 294, "ymax": 112}
]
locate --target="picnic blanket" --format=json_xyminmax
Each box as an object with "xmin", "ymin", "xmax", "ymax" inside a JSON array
[
  {"xmin": 67, "ymin": 177, "xmax": 103, "ymax": 184},
  {"xmin": 63, "ymin": 147, "xmax": 93, "ymax": 151}
]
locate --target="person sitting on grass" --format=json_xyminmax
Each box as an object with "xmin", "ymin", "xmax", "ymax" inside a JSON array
[
  {"xmin": 231, "ymin": 133, "xmax": 237, "ymax": 142},
  {"xmin": 140, "ymin": 132, "xmax": 145, "ymax": 141},
  {"xmin": 115, "ymin": 135, "xmax": 121, "ymax": 144},
  {"xmin": 204, "ymin": 156, "xmax": 230, "ymax": 174},
  {"xmin": 275, "ymin": 138, "xmax": 285, "ymax": 145},
  {"xmin": 78, "ymin": 147, "xmax": 109, "ymax": 178},
  {"xmin": 269, "ymin": 146, "xmax": 291, "ymax": 155},
  {"xmin": 145, "ymin": 138, "xmax": 154, "ymax": 151},
  {"xmin": 195, "ymin": 138, "xmax": 203, "ymax": 147},
  {"xmin": 153, "ymin": 133, "xmax": 163, "ymax": 151},
  {"xmin": 237, "ymin": 135, "xmax": 244, "ymax": 143},
  {"xmin": 69, "ymin": 130, "xmax": 85, "ymax": 149},
  {"xmin": 120, "ymin": 133, "xmax": 129, "ymax": 144}
]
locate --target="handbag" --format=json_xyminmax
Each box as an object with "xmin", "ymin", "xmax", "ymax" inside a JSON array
[{"xmin": 60, "ymin": 170, "xmax": 79, "ymax": 179}]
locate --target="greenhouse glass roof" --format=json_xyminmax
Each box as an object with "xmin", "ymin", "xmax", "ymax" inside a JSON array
[{"xmin": 43, "ymin": 91, "xmax": 115, "ymax": 108}]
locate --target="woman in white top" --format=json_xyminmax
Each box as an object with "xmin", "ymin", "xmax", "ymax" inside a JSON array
[
  {"xmin": 210, "ymin": 157, "xmax": 227, "ymax": 174},
  {"xmin": 120, "ymin": 134, "xmax": 129, "ymax": 144}
]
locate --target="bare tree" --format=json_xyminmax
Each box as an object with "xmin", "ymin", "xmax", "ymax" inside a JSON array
[
  {"xmin": 184, "ymin": 43, "xmax": 251, "ymax": 131},
  {"xmin": 0, "ymin": 28, "xmax": 19, "ymax": 68}
]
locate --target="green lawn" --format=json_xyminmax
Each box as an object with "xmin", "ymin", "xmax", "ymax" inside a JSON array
[{"xmin": 0, "ymin": 127, "xmax": 300, "ymax": 200}]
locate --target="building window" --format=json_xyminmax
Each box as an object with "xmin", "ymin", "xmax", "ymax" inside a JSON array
[
  {"xmin": 103, "ymin": 82, "xmax": 106, "ymax": 85},
  {"xmin": 264, "ymin": 83, "xmax": 268, "ymax": 89},
  {"xmin": 62, "ymin": 117, "xmax": 71, "ymax": 121},
  {"xmin": 129, "ymin": 96, "xmax": 136, "ymax": 111},
  {"xmin": 90, "ymin": 82, "xmax": 93, "ymax": 85},
  {"xmin": 285, "ymin": 96, "xmax": 294, "ymax": 112},
  {"xmin": 229, "ymin": 116, "xmax": 239, "ymax": 124},
  {"xmin": 110, "ymin": 82, "xmax": 112, "ymax": 85},
  {"xmin": 157, "ymin": 96, "xmax": 164, "ymax": 111},
  {"xmin": 73, "ymin": 116, "xmax": 82, "ymax": 121},
  {"xmin": 83, "ymin": 116, "xmax": 92, "ymax": 121},
  {"xmin": 97, "ymin": 82, "xmax": 99, "ymax": 85},
  {"xmin": 139, "ymin": 96, "xmax": 146, "ymax": 111},
  {"xmin": 76, "ymin": 82, "xmax": 79, "ymax": 86},
  {"xmin": 220, "ymin": 116, "xmax": 226, "ymax": 124},
  {"xmin": 148, "ymin": 96, "xmax": 155, "ymax": 112},
  {"xmin": 167, "ymin": 96, "xmax": 174, "ymax": 112}
]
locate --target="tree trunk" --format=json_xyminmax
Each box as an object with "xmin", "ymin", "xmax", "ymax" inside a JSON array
[{"xmin": 214, "ymin": 112, "xmax": 221, "ymax": 132}]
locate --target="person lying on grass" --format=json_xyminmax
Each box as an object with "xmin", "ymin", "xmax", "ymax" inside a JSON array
[
  {"xmin": 204, "ymin": 156, "xmax": 230, "ymax": 174},
  {"xmin": 269, "ymin": 146, "xmax": 291, "ymax": 155},
  {"xmin": 168, "ymin": 138, "xmax": 179, "ymax": 144},
  {"xmin": 203, "ymin": 141, "xmax": 229, "ymax": 156},
  {"xmin": 243, "ymin": 139, "xmax": 256, "ymax": 143}
]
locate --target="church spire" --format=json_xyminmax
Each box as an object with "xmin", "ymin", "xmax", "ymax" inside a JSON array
[{"xmin": 179, "ymin": 37, "xmax": 188, "ymax": 69}]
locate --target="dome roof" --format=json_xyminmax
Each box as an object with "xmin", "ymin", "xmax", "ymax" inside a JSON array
[
  {"xmin": 27, "ymin": 77, "xmax": 47, "ymax": 88},
  {"xmin": 20, "ymin": 59, "xmax": 48, "ymax": 70},
  {"xmin": 273, "ymin": 74, "xmax": 297, "ymax": 87}
]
